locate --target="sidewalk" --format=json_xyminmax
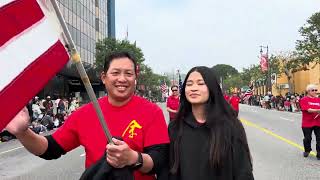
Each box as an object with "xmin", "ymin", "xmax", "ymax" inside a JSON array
[{"xmin": 240, "ymin": 104, "xmax": 302, "ymax": 115}]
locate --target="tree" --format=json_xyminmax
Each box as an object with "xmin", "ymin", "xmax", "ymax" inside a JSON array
[
  {"xmin": 240, "ymin": 64, "xmax": 265, "ymax": 86},
  {"xmin": 95, "ymin": 38, "xmax": 166, "ymax": 101},
  {"xmin": 272, "ymin": 52, "xmax": 306, "ymax": 93},
  {"xmin": 212, "ymin": 64, "xmax": 239, "ymax": 80},
  {"xmin": 95, "ymin": 38, "xmax": 145, "ymax": 72},
  {"xmin": 296, "ymin": 12, "xmax": 320, "ymax": 65},
  {"xmin": 223, "ymin": 75, "xmax": 244, "ymax": 92}
]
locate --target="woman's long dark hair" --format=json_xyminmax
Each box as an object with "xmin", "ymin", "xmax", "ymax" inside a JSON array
[{"xmin": 170, "ymin": 66, "xmax": 252, "ymax": 174}]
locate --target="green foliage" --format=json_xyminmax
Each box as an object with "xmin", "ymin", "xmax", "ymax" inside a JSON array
[
  {"xmin": 212, "ymin": 64, "xmax": 239, "ymax": 80},
  {"xmin": 95, "ymin": 37, "xmax": 167, "ymax": 100},
  {"xmin": 138, "ymin": 64, "xmax": 171, "ymax": 101},
  {"xmin": 223, "ymin": 75, "xmax": 244, "ymax": 92},
  {"xmin": 296, "ymin": 12, "xmax": 320, "ymax": 64},
  {"xmin": 240, "ymin": 64, "xmax": 265, "ymax": 85},
  {"xmin": 95, "ymin": 38, "xmax": 145, "ymax": 72},
  {"xmin": 269, "ymin": 54, "xmax": 281, "ymax": 75},
  {"xmin": 271, "ymin": 52, "xmax": 306, "ymax": 93}
]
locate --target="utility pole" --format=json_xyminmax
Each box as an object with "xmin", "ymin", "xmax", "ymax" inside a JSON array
[{"xmin": 260, "ymin": 45, "xmax": 271, "ymax": 93}]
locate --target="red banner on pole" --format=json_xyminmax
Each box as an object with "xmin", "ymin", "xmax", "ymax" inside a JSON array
[{"xmin": 260, "ymin": 54, "xmax": 268, "ymax": 72}]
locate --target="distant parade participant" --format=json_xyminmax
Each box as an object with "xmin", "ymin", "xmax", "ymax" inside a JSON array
[
  {"xmin": 229, "ymin": 92, "xmax": 241, "ymax": 116},
  {"xmin": 223, "ymin": 91, "xmax": 230, "ymax": 102},
  {"xmin": 166, "ymin": 85, "xmax": 180, "ymax": 121},
  {"xmin": 299, "ymin": 84, "xmax": 320, "ymax": 160}
]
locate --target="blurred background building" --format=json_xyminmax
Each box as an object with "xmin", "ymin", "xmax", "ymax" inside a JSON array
[{"xmin": 40, "ymin": 0, "xmax": 115, "ymax": 101}]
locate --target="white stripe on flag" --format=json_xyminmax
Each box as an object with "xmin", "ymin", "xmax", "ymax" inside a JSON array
[
  {"xmin": 0, "ymin": 0, "xmax": 15, "ymax": 7},
  {"xmin": 0, "ymin": 17, "xmax": 61, "ymax": 91}
]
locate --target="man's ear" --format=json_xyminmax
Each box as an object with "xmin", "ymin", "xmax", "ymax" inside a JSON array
[{"xmin": 101, "ymin": 71, "xmax": 106, "ymax": 84}]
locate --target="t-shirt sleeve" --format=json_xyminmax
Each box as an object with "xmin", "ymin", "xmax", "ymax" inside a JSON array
[
  {"xmin": 166, "ymin": 97, "xmax": 171, "ymax": 108},
  {"xmin": 52, "ymin": 111, "xmax": 80, "ymax": 152},
  {"xmin": 144, "ymin": 107, "xmax": 170, "ymax": 147},
  {"xmin": 300, "ymin": 98, "xmax": 309, "ymax": 111}
]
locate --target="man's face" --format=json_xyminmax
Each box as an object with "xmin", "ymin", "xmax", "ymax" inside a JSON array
[
  {"xmin": 308, "ymin": 88, "xmax": 318, "ymax": 97},
  {"xmin": 101, "ymin": 57, "xmax": 136, "ymax": 102},
  {"xmin": 172, "ymin": 87, "xmax": 179, "ymax": 96}
]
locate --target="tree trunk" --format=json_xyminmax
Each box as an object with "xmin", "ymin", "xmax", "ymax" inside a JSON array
[{"xmin": 287, "ymin": 76, "xmax": 294, "ymax": 94}]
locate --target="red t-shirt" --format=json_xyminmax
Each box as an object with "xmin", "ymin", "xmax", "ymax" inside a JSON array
[
  {"xmin": 52, "ymin": 95, "xmax": 169, "ymax": 180},
  {"xmin": 229, "ymin": 96, "xmax": 240, "ymax": 112},
  {"xmin": 224, "ymin": 95, "xmax": 229, "ymax": 102},
  {"xmin": 166, "ymin": 95, "xmax": 179, "ymax": 120},
  {"xmin": 284, "ymin": 101, "xmax": 291, "ymax": 107},
  {"xmin": 300, "ymin": 96, "xmax": 320, "ymax": 127}
]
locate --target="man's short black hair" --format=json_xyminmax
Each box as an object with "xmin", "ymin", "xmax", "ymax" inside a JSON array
[
  {"xmin": 103, "ymin": 52, "xmax": 137, "ymax": 75},
  {"xmin": 171, "ymin": 85, "xmax": 179, "ymax": 91}
]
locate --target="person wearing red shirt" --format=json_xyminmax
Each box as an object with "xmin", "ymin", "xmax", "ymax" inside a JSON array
[
  {"xmin": 166, "ymin": 85, "xmax": 180, "ymax": 121},
  {"xmin": 229, "ymin": 92, "xmax": 241, "ymax": 116},
  {"xmin": 223, "ymin": 91, "xmax": 229, "ymax": 102},
  {"xmin": 299, "ymin": 84, "xmax": 320, "ymax": 160},
  {"xmin": 6, "ymin": 52, "xmax": 170, "ymax": 179}
]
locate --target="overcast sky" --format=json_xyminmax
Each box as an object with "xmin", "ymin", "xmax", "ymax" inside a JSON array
[{"xmin": 115, "ymin": 0, "xmax": 319, "ymax": 74}]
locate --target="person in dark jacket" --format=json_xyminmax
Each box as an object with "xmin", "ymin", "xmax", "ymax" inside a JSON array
[{"xmin": 168, "ymin": 66, "xmax": 254, "ymax": 180}]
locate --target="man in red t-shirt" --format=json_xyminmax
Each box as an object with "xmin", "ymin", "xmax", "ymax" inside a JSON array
[
  {"xmin": 299, "ymin": 84, "xmax": 320, "ymax": 160},
  {"xmin": 223, "ymin": 91, "xmax": 229, "ymax": 102},
  {"xmin": 6, "ymin": 52, "xmax": 170, "ymax": 179},
  {"xmin": 166, "ymin": 85, "xmax": 180, "ymax": 121},
  {"xmin": 229, "ymin": 92, "xmax": 240, "ymax": 116}
]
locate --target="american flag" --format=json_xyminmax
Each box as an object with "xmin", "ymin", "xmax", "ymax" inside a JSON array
[
  {"xmin": 0, "ymin": 0, "xmax": 69, "ymax": 131},
  {"xmin": 243, "ymin": 89, "xmax": 253, "ymax": 101},
  {"xmin": 160, "ymin": 80, "xmax": 167, "ymax": 94},
  {"xmin": 178, "ymin": 70, "xmax": 183, "ymax": 93}
]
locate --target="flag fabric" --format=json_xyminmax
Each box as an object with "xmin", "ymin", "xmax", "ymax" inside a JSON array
[
  {"xmin": 243, "ymin": 89, "xmax": 253, "ymax": 102},
  {"xmin": 0, "ymin": 0, "xmax": 70, "ymax": 131},
  {"xmin": 178, "ymin": 70, "xmax": 183, "ymax": 93},
  {"xmin": 260, "ymin": 54, "xmax": 268, "ymax": 72},
  {"xmin": 160, "ymin": 80, "xmax": 167, "ymax": 95}
]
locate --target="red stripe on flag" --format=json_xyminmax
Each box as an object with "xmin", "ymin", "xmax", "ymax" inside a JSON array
[
  {"xmin": 0, "ymin": 0, "xmax": 44, "ymax": 47},
  {"xmin": 0, "ymin": 40, "xmax": 69, "ymax": 130}
]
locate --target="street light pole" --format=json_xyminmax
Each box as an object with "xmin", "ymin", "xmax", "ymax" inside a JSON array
[{"xmin": 260, "ymin": 45, "xmax": 271, "ymax": 94}]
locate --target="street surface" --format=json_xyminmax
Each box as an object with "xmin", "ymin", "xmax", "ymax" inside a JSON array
[{"xmin": 1, "ymin": 104, "xmax": 320, "ymax": 180}]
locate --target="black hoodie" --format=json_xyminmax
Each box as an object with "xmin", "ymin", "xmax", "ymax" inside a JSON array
[{"xmin": 168, "ymin": 114, "xmax": 254, "ymax": 180}]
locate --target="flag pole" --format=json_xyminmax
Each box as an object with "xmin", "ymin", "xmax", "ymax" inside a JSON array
[{"xmin": 50, "ymin": 0, "xmax": 113, "ymax": 144}]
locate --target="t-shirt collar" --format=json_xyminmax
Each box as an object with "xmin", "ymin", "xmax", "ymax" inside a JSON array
[{"xmin": 106, "ymin": 95, "xmax": 135, "ymax": 110}]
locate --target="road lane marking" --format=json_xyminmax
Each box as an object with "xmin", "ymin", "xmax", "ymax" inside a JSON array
[
  {"xmin": 279, "ymin": 117, "xmax": 294, "ymax": 122},
  {"xmin": 80, "ymin": 153, "xmax": 85, "ymax": 157},
  {"xmin": 240, "ymin": 118, "xmax": 317, "ymax": 157},
  {"xmin": 0, "ymin": 146, "xmax": 24, "ymax": 155}
]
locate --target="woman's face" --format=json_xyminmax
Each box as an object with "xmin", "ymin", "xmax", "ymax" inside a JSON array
[{"xmin": 185, "ymin": 71, "xmax": 209, "ymax": 105}]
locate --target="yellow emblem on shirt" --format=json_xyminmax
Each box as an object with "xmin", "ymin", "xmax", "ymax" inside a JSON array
[{"xmin": 122, "ymin": 120, "xmax": 142, "ymax": 139}]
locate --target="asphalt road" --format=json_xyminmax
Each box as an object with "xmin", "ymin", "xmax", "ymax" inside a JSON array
[{"xmin": 1, "ymin": 103, "xmax": 320, "ymax": 179}]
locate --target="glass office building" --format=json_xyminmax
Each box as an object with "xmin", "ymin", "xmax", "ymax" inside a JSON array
[
  {"xmin": 57, "ymin": 0, "xmax": 108, "ymax": 65},
  {"xmin": 40, "ymin": 0, "xmax": 115, "ymax": 99}
]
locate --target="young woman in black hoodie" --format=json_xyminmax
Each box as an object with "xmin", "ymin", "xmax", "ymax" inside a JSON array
[{"xmin": 168, "ymin": 66, "xmax": 254, "ymax": 180}]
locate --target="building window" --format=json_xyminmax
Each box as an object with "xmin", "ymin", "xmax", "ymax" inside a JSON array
[{"xmin": 95, "ymin": 18, "xmax": 99, "ymax": 31}]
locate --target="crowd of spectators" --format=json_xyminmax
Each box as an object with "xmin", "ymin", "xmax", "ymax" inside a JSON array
[{"xmin": 245, "ymin": 92, "xmax": 307, "ymax": 112}]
